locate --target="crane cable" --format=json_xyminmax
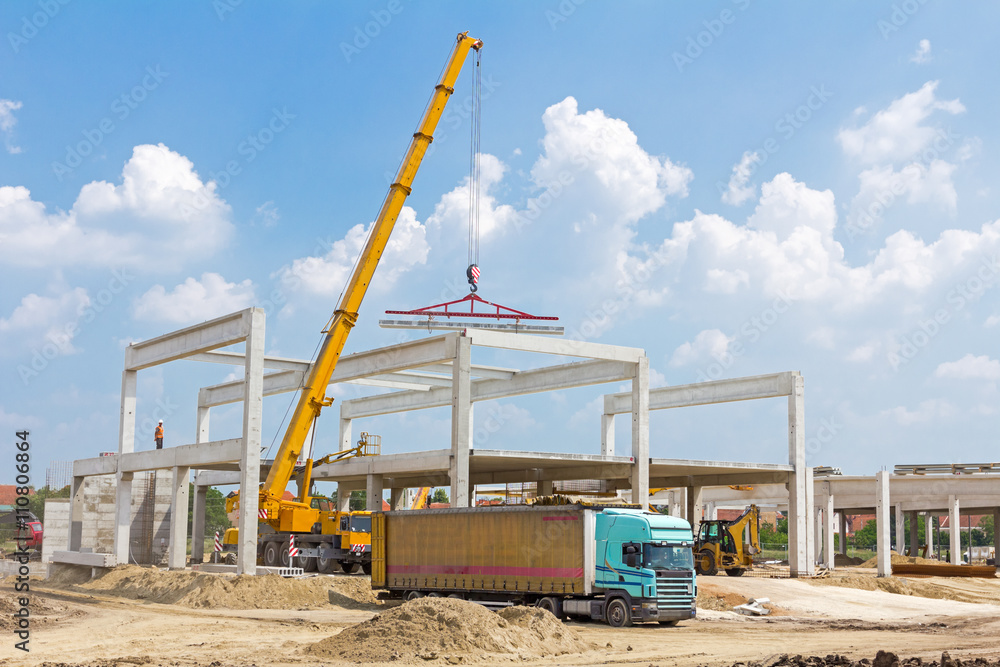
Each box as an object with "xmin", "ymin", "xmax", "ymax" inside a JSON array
[{"xmin": 466, "ymin": 47, "xmax": 483, "ymax": 293}]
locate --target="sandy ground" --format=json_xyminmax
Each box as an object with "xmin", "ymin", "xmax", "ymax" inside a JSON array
[{"xmin": 2, "ymin": 568, "xmax": 1000, "ymax": 667}]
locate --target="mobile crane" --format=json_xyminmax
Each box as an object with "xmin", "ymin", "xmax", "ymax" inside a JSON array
[{"xmin": 224, "ymin": 32, "xmax": 484, "ymax": 573}]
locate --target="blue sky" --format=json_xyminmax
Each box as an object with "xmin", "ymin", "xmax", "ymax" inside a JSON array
[{"xmin": 2, "ymin": 1, "xmax": 999, "ymax": 488}]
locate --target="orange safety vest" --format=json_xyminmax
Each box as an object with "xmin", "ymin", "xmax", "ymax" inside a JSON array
[{"xmin": 155, "ymin": 425, "xmax": 163, "ymax": 439}]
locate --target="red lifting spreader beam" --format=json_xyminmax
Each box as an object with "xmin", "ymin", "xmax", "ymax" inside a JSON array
[{"xmin": 386, "ymin": 293, "xmax": 559, "ymax": 321}]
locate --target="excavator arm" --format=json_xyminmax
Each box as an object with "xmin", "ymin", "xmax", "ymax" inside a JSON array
[{"xmin": 252, "ymin": 32, "xmax": 483, "ymax": 519}]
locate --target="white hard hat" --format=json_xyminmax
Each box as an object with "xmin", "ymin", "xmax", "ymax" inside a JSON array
[{"xmin": 158, "ymin": 419, "xmax": 163, "ymax": 423}]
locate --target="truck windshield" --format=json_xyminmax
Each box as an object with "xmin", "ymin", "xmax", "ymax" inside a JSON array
[
  {"xmin": 350, "ymin": 516, "xmax": 372, "ymax": 533},
  {"xmin": 644, "ymin": 544, "xmax": 693, "ymax": 571}
]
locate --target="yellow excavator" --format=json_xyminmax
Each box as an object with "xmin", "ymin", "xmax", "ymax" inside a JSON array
[
  {"xmin": 222, "ymin": 32, "xmax": 484, "ymax": 573},
  {"xmin": 694, "ymin": 504, "xmax": 761, "ymax": 577}
]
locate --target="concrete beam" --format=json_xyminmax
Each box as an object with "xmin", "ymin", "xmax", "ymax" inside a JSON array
[
  {"xmin": 464, "ymin": 328, "xmax": 644, "ymax": 363},
  {"xmin": 200, "ymin": 370, "xmax": 304, "ymax": 408},
  {"xmin": 73, "ymin": 455, "xmax": 118, "ymax": 477},
  {"xmin": 118, "ymin": 439, "xmax": 243, "ymax": 473},
  {"xmin": 313, "ymin": 450, "xmax": 453, "ymax": 481},
  {"xmin": 188, "ymin": 350, "xmax": 310, "ymax": 372},
  {"xmin": 52, "ymin": 551, "xmax": 116, "ymax": 567},
  {"xmin": 649, "ymin": 471, "xmax": 791, "ymax": 488},
  {"xmin": 604, "ymin": 371, "xmax": 798, "ymax": 415},
  {"xmin": 125, "ymin": 309, "xmax": 253, "ymax": 371}
]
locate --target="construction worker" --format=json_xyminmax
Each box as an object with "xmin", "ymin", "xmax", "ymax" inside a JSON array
[{"xmin": 154, "ymin": 420, "xmax": 164, "ymax": 450}]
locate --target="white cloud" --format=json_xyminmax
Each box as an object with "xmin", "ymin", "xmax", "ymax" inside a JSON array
[
  {"xmin": 133, "ymin": 273, "xmax": 256, "ymax": 324},
  {"xmin": 670, "ymin": 329, "xmax": 732, "ymax": 367},
  {"xmin": 910, "ymin": 39, "xmax": 932, "ymax": 64},
  {"xmin": 254, "ymin": 200, "xmax": 279, "ymax": 227},
  {"xmin": 934, "ymin": 354, "xmax": 1000, "ymax": 381},
  {"xmin": 837, "ymin": 81, "xmax": 964, "ymax": 164},
  {"xmin": 0, "ymin": 143, "xmax": 233, "ymax": 269},
  {"xmin": 985, "ymin": 315, "xmax": 1000, "ymax": 328},
  {"xmin": 0, "ymin": 99, "xmax": 23, "ymax": 154},
  {"xmin": 721, "ymin": 151, "xmax": 761, "ymax": 206},
  {"xmin": 882, "ymin": 398, "xmax": 956, "ymax": 426},
  {"xmin": 649, "ymin": 367, "xmax": 667, "ymax": 388},
  {"xmin": 426, "ymin": 153, "xmax": 518, "ymax": 239},
  {"xmin": 277, "ymin": 205, "xmax": 429, "ymax": 296},
  {"xmin": 0, "ymin": 286, "xmax": 91, "ymax": 356},
  {"xmin": 849, "ymin": 159, "xmax": 958, "ymax": 231}
]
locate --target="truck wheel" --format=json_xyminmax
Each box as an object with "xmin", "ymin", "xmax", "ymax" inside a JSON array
[
  {"xmin": 605, "ymin": 598, "xmax": 632, "ymax": 628},
  {"xmin": 696, "ymin": 549, "xmax": 718, "ymax": 576},
  {"xmin": 263, "ymin": 541, "xmax": 280, "ymax": 567},
  {"xmin": 536, "ymin": 597, "xmax": 562, "ymax": 619},
  {"xmin": 279, "ymin": 540, "xmax": 291, "ymax": 568},
  {"xmin": 339, "ymin": 560, "xmax": 358, "ymax": 574},
  {"xmin": 405, "ymin": 591, "xmax": 424, "ymax": 601},
  {"xmin": 447, "ymin": 593, "xmax": 464, "ymax": 600},
  {"xmin": 317, "ymin": 545, "xmax": 337, "ymax": 574},
  {"xmin": 361, "ymin": 562, "xmax": 372, "ymax": 576},
  {"xmin": 725, "ymin": 567, "xmax": 745, "ymax": 577},
  {"xmin": 298, "ymin": 556, "xmax": 317, "ymax": 572}
]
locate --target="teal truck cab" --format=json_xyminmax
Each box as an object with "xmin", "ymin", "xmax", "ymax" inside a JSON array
[{"xmin": 568, "ymin": 507, "xmax": 697, "ymax": 626}]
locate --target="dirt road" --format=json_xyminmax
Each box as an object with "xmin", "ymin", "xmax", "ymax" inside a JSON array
[{"xmin": 3, "ymin": 570, "xmax": 1000, "ymax": 666}]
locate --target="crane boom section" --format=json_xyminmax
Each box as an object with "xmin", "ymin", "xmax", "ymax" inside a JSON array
[{"xmin": 261, "ymin": 33, "xmax": 483, "ymax": 504}]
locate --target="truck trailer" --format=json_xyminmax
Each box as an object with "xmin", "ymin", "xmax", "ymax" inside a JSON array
[{"xmin": 371, "ymin": 502, "xmax": 697, "ymax": 627}]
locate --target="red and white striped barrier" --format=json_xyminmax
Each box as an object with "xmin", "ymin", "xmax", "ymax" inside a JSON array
[
  {"xmin": 258, "ymin": 509, "xmax": 268, "ymax": 519},
  {"xmin": 288, "ymin": 534, "xmax": 299, "ymax": 559},
  {"xmin": 214, "ymin": 531, "xmax": 222, "ymax": 553}
]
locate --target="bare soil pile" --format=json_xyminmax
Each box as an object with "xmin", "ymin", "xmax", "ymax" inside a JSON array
[
  {"xmin": 0, "ymin": 590, "xmax": 73, "ymax": 631},
  {"xmin": 811, "ymin": 571, "xmax": 1000, "ymax": 605},
  {"xmin": 858, "ymin": 552, "xmax": 940, "ymax": 568},
  {"xmin": 43, "ymin": 564, "xmax": 381, "ymax": 610},
  {"xmin": 720, "ymin": 650, "xmax": 1000, "ymax": 666},
  {"xmin": 306, "ymin": 597, "xmax": 590, "ymax": 663},
  {"xmin": 834, "ymin": 554, "xmax": 865, "ymax": 566}
]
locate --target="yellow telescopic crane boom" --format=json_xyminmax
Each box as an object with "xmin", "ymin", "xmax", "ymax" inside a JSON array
[{"xmin": 258, "ymin": 32, "xmax": 483, "ymax": 520}]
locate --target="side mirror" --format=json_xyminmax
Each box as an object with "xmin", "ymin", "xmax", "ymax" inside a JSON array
[{"xmin": 624, "ymin": 553, "xmax": 638, "ymax": 568}]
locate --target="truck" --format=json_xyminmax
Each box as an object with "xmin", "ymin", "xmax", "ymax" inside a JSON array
[
  {"xmin": 371, "ymin": 501, "xmax": 698, "ymax": 627},
  {"xmin": 1, "ymin": 510, "xmax": 43, "ymax": 557},
  {"xmin": 222, "ymin": 33, "xmax": 483, "ymax": 571}
]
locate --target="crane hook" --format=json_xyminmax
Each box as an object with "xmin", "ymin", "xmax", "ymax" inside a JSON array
[{"xmin": 466, "ymin": 264, "xmax": 480, "ymax": 293}]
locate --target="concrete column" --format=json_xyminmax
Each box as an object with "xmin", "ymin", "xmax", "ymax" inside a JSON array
[
  {"xmin": 824, "ymin": 493, "xmax": 835, "ymax": 569},
  {"xmin": 909, "ymin": 511, "xmax": 919, "ymax": 557},
  {"xmin": 190, "ymin": 484, "xmax": 208, "ymax": 564},
  {"xmin": 237, "ymin": 308, "xmax": 265, "ymax": 575},
  {"xmin": 875, "ymin": 470, "xmax": 890, "ymax": 577},
  {"xmin": 787, "ymin": 373, "xmax": 809, "ymax": 577},
  {"xmin": 168, "ymin": 466, "xmax": 190, "ymax": 570},
  {"xmin": 119, "ymin": 369, "xmax": 137, "ymax": 454},
  {"xmin": 948, "ymin": 496, "xmax": 960, "ymax": 564},
  {"xmin": 839, "ymin": 512, "xmax": 848, "ymax": 556},
  {"xmin": 686, "ymin": 485, "xmax": 703, "ymax": 535},
  {"xmin": 390, "ymin": 487, "xmax": 406, "ymax": 511},
  {"xmin": 805, "ymin": 466, "xmax": 815, "ymax": 575},
  {"xmin": 631, "ymin": 356, "xmax": 650, "ymax": 511},
  {"xmin": 336, "ymin": 484, "xmax": 352, "ymax": 513},
  {"xmin": 69, "ymin": 475, "xmax": 84, "ymax": 551},
  {"xmin": 993, "ymin": 508, "xmax": 999, "ymax": 573},
  {"xmin": 450, "ymin": 335, "xmax": 473, "ymax": 508},
  {"xmin": 814, "ymin": 505, "xmax": 823, "ymax": 565},
  {"xmin": 366, "ymin": 474, "xmax": 384, "ymax": 512},
  {"xmin": 925, "ymin": 513, "xmax": 933, "ymax": 556},
  {"xmin": 538, "ymin": 480, "xmax": 554, "ymax": 497},
  {"xmin": 705, "ymin": 502, "xmax": 717, "ymax": 521},
  {"xmin": 113, "ymin": 472, "xmax": 133, "ymax": 565},
  {"xmin": 339, "ymin": 415, "xmax": 352, "ymax": 452},
  {"xmin": 894, "ymin": 503, "xmax": 904, "ymax": 554},
  {"xmin": 670, "ymin": 488, "xmax": 685, "ymax": 518},
  {"xmin": 196, "ymin": 405, "xmax": 210, "ymax": 444},
  {"xmin": 601, "ymin": 413, "xmax": 615, "ymax": 456}
]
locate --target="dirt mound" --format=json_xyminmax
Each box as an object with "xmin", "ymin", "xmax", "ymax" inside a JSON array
[
  {"xmin": 720, "ymin": 651, "xmax": 1000, "ymax": 666},
  {"xmin": 834, "ymin": 554, "xmax": 865, "ymax": 566},
  {"xmin": 0, "ymin": 591, "xmax": 73, "ymax": 631},
  {"xmin": 858, "ymin": 552, "xmax": 941, "ymax": 568},
  {"xmin": 306, "ymin": 597, "xmax": 590, "ymax": 663},
  {"xmin": 811, "ymin": 571, "xmax": 1000, "ymax": 605},
  {"xmin": 43, "ymin": 564, "xmax": 381, "ymax": 610}
]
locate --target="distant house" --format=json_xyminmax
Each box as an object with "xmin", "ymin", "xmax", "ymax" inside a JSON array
[{"xmin": 0, "ymin": 484, "xmax": 34, "ymax": 513}]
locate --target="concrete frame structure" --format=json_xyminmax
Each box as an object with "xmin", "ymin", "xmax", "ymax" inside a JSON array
[
  {"xmin": 698, "ymin": 474, "xmax": 1000, "ymax": 577},
  {"xmin": 59, "ymin": 308, "xmax": 817, "ymax": 578}
]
